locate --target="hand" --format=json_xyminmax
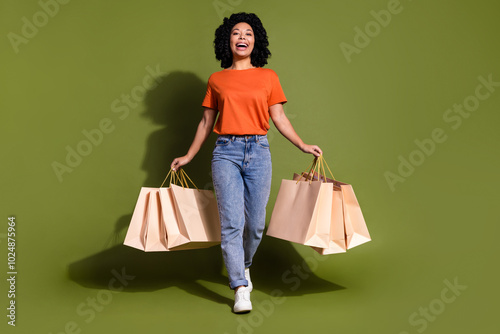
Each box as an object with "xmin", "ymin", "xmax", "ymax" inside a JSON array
[
  {"xmin": 300, "ymin": 144, "xmax": 323, "ymax": 157},
  {"xmin": 170, "ymin": 155, "xmax": 192, "ymax": 171}
]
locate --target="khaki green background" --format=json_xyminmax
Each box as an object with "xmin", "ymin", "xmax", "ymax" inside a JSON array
[{"xmin": 1, "ymin": 0, "xmax": 499, "ymax": 333}]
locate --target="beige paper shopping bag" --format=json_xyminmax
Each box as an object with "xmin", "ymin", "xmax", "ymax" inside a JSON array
[
  {"xmin": 124, "ymin": 169, "xmax": 221, "ymax": 252},
  {"xmin": 123, "ymin": 187, "xmax": 155, "ymax": 251},
  {"xmin": 301, "ymin": 157, "xmax": 371, "ymax": 250},
  {"xmin": 341, "ymin": 184, "xmax": 371, "ymax": 249},
  {"xmin": 157, "ymin": 169, "xmax": 221, "ymax": 251},
  {"xmin": 166, "ymin": 184, "xmax": 221, "ymax": 250},
  {"xmin": 143, "ymin": 189, "xmax": 169, "ymax": 252},
  {"xmin": 316, "ymin": 188, "xmax": 347, "ymax": 254},
  {"xmin": 158, "ymin": 187, "xmax": 188, "ymax": 249},
  {"xmin": 293, "ymin": 173, "xmax": 347, "ymax": 254},
  {"xmin": 267, "ymin": 179, "xmax": 332, "ymax": 249}
]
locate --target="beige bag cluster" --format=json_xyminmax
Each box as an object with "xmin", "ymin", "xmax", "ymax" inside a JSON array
[
  {"xmin": 267, "ymin": 156, "xmax": 371, "ymax": 254},
  {"xmin": 123, "ymin": 169, "xmax": 221, "ymax": 252}
]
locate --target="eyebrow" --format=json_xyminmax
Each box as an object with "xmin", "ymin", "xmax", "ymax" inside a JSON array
[{"xmin": 232, "ymin": 28, "xmax": 253, "ymax": 32}]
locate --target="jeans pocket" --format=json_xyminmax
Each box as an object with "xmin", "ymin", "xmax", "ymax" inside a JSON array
[
  {"xmin": 257, "ymin": 137, "xmax": 270, "ymax": 149},
  {"xmin": 215, "ymin": 137, "xmax": 231, "ymax": 147}
]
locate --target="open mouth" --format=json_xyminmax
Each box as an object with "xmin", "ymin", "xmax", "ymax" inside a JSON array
[{"xmin": 236, "ymin": 43, "xmax": 248, "ymax": 50}]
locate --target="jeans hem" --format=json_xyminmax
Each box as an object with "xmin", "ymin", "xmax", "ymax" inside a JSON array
[{"xmin": 229, "ymin": 279, "xmax": 249, "ymax": 290}]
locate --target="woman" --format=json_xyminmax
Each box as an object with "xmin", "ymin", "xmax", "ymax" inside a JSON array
[{"xmin": 170, "ymin": 12, "xmax": 322, "ymax": 313}]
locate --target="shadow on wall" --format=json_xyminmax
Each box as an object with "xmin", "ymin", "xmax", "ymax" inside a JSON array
[
  {"xmin": 140, "ymin": 71, "xmax": 216, "ymax": 188},
  {"xmin": 67, "ymin": 71, "xmax": 344, "ymax": 309}
]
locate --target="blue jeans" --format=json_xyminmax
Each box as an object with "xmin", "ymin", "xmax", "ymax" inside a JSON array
[{"xmin": 211, "ymin": 135, "xmax": 272, "ymax": 290}]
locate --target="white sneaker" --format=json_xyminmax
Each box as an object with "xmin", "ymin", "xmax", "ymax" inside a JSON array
[
  {"xmin": 245, "ymin": 268, "xmax": 253, "ymax": 292},
  {"xmin": 233, "ymin": 286, "xmax": 252, "ymax": 313}
]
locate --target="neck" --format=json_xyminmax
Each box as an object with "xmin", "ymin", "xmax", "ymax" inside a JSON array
[{"xmin": 229, "ymin": 57, "xmax": 254, "ymax": 70}]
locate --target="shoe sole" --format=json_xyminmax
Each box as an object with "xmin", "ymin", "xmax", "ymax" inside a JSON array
[{"xmin": 233, "ymin": 306, "xmax": 252, "ymax": 314}]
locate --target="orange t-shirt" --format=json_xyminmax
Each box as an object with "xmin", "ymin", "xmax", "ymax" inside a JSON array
[{"xmin": 202, "ymin": 67, "xmax": 287, "ymax": 135}]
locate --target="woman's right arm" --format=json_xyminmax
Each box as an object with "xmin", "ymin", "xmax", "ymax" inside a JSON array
[{"xmin": 170, "ymin": 108, "xmax": 218, "ymax": 171}]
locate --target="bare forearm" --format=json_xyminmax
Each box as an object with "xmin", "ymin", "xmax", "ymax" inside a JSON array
[
  {"xmin": 171, "ymin": 108, "xmax": 217, "ymax": 170},
  {"xmin": 273, "ymin": 114, "xmax": 305, "ymax": 150},
  {"xmin": 185, "ymin": 118, "xmax": 213, "ymax": 160},
  {"xmin": 269, "ymin": 103, "xmax": 322, "ymax": 157}
]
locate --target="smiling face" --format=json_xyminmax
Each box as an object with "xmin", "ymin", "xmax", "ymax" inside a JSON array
[{"xmin": 229, "ymin": 22, "xmax": 255, "ymax": 60}]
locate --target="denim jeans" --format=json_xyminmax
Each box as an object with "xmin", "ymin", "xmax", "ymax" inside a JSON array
[{"xmin": 211, "ymin": 134, "xmax": 272, "ymax": 290}]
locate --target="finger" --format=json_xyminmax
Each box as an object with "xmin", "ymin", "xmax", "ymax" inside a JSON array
[{"xmin": 171, "ymin": 160, "xmax": 178, "ymax": 170}]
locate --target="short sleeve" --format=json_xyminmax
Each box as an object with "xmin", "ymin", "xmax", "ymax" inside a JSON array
[
  {"xmin": 268, "ymin": 71, "xmax": 287, "ymax": 106},
  {"xmin": 202, "ymin": 76, "xmax": 218, "ymax": 110}
]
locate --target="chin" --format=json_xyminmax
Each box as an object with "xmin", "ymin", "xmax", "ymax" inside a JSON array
[{"xmin": 233, "ymin": 52, "xmax": 250, "ymax": 58}]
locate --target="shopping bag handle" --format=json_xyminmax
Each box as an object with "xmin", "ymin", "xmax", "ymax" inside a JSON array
[
  {"xmin": 296, "ymin": 156, "xmax": 321, "ymax": 184},
  {"xmin": 160, "ymin": 169, "xmax": 174, "ymax": 188},
  {"xmin": 178, "ymin": 169, "xmax": 199, "ymax": 190},
  {"xmin": 159, "ymin": 168, "xmax": 200, "ymax": 190},
  {"xmin": 318, "ymin": 155, "xmax": 336, "ymax": 181},
  {"xmin": 296, "ymin": 155, "xmax": 336, "ymax": 184}
]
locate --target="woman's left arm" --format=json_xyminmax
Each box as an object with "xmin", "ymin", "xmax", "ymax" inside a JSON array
[{"xmin": 269, "ymin": 103, "xmax": 322, "ymax": 157}]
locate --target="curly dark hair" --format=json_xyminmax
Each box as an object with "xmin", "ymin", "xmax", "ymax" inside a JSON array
[{"xmin": 214, "ymin": 12, "xmax": 271, "ymax": 69}]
